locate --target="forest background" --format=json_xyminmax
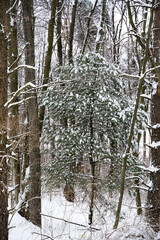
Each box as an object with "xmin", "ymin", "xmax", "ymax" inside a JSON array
[{"xmin": 0, "ymin": 0, "xmax": 160, "ymax": 239}]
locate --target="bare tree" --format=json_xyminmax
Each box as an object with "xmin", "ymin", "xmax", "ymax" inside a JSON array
[
  {"xmin": 8, "ymin": 0, "xmax": 20, "ymax": 205},
  {"xmin": 39, "ymin": 0, "xmax": 58, "ymax": 133},
  {"xmin": 21, "ymin": 0, "xmax": 41, "ymax": 227},
  {"xmin": 68, "ymin": 0, "xmax": 78, "ymax": 64},
  {"xmin": 0, "ymin": 0, "xmax": 8, "ymax": 238},
  {"xmin": 147, "ymin": 0, "xmax": 160, "ymax": 232}
]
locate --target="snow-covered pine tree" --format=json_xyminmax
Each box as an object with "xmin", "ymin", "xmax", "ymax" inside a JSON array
[{"xmin": 42, "ymin": 53, "xmax": 145, "ymax": 197}]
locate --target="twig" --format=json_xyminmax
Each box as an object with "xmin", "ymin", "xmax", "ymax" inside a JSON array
[
  {"xmin": 41, "ymin": 213, "xmax": 101, "ymax": 231},
  {"xmin": 8, "ymin": 43, "xmax": 29, "ymax": 70},
  {"xmin": 32, "ymin": 232, "xmax": 54, "ymax": 240}
]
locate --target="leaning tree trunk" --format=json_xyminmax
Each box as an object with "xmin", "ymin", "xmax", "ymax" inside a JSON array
[
  {"xmin": 21, "ymin": 0, "xmax": 41, "ymax": 227},
  {"xmin": 39, "ymin": 0, "xmax": 58, "ymax": 133},
  {"xmin": 0, "ymin": 1, "xmax": 8, "ymax": 239},
  {"xmin": 147, "ymin": 0, "xmax": 160, "ymax": 232}
]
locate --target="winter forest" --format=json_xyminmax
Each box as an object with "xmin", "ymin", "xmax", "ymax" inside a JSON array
[{"xmin": 0, "ymin": 0, "xmax": 160, "ymax": 239}]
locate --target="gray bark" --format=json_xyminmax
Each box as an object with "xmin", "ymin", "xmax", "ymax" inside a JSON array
[{"xmin": 21, "ymin": 0, "xmax": 41, "ymax": 227}]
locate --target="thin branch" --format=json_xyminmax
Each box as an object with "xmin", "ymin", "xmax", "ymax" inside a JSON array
[
  {"xmin": 8, "ymin": 43, "xmax": 29, "ymax": 71},
  {"xmin": 4, "ymin": 82, "xmax": 36, "ymax": 107},
  {"xmin": 8, "ymin": 64, "xmax": 36, "ymax": 75},
  {"xmin": 41, "ymin": 213, "xmax": 101, "ymax": 231},
  {"xmin": 6, "ymin": 0, "xmax": 18, "ymax": 13},
  {"xmin": 6, "ymin": 96, "xmax": 35, "ymax": 109},
  {"xmin": 32, "ymin": 232, "xmax": 54, "ymax": 240}
]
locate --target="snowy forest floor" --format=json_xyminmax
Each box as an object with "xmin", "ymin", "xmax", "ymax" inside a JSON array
[{"xmin": 9, "ymin": 188, "xmax": 159, "ymax": 240}]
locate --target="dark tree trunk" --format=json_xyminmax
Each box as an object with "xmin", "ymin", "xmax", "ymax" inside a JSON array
[
  {"xmin": 8, "ymin": 0, "xmax": 20, "ymax": 205},
  {"xmin": 0, "ymin": 0, "xmax": 8, "ymax": 239},
  {"xmin": 68, "ymin": 0, "xmax": 78, "ymax": 64},
  {"xmin": 82, "ymin": 0, "xmax": 98, "ymax": 54},
  {"xmin": 147, "ymin": 0, "xmax": 160, "ymax": 232},
  {"xmin": 88, "ymin": 91, "xmax": 96, "ymax": 225},
  {"xmin": 39, "ymin": 0, "xmax": 58, "ymax": 133},
  {"xmin": 21, "ymin": 0, "xmax": 41, "ymax": 227},
  {"xmin": 57, "ymin": 0, "xmax": 63, "ymax": 66},
  {"xmin": 147, "ymin": 94, "xmax": 160, "ymax": 232}
]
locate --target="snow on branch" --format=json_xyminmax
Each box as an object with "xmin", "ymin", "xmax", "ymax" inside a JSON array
[
  {"xmin": 138, "ymin": 165, "xmax": 160, "ymax": 173},
  {"xmin": 8, "ymin": 43, "xmax": 29, "ymax": 71},
  {"xmin": 4, "ymin": 82, "xmax": 36, "ymax": 108},
  {"xmin": 120, "ymin": 64, "xmax": 160, "ymax": 81},
  {"xmin": 6, "ymin": 0, "xmax": 18, "ymax": 13},
  {"xmin": 146, "ymin": 141, "xmax": 160, "ymax": 149},
  {"xmin": 147, "ymin": 123, "xmax": 160, "ymax": 129},
  {"xmin": 140, "ymin": 94, "xmax": 152, "ymax": 100},
  {"xmin": 6, "ymin": 97, "xmax": 34, "ymax": 109},
  {"xmin": 119, "ymin": 73, "xmax": 140, "ymax": 79},
  {"xmin": 8, "ymin": 64, "xmax": 36, "ymax": 75}
]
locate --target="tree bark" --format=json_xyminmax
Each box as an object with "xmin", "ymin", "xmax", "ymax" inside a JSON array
[
  {"xmin": 39, "ymin": 0, "xmax": 58, "ymax": 133},
  {"xmin": 147, "ymin": 94, "xmax": 160, "ymax": 232},
  {"xmin": 57, "ymin": 0, "xmax": 63, "ymax": 66},
  {"xmin": 82, "ymin": 0, "xmax": 99, "ymax": 54},
  {"xmin": 21, "ymin": 0, "xmax": 41, "ymax": 227},
  {"xmin": 8, "ymin": 0, "xmax": 20, "ymax": 205},
  {"xmin": 0, "ymin": 0, "xmax": 8, "ymax": 239},
  {"xmin": 147, "ymin": 0, "xmax": 160, "ymax": 232},
  {"xmin": 95, "ymin": 0, "xmax": 106, "ymax": 53},
  {"xmin": 68, "ymin": 0, "xmax": 78, "ymax": 64}
]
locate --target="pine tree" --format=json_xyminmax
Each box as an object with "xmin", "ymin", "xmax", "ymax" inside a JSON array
[{"xmin": 42, "ymin": 53, "xmax": 144, "ymax": 195}]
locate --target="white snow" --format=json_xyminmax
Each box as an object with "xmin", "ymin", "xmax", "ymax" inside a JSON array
[
  {"xmin": 138, "ymin": 164, "xmax": 159, "ymax": 173},
  {"xmin": 151, "ymin": 124, "xmax": 160, "ymax": 129},
  {"xmin": 4, "ymin": 82, "xmax": 36, "ymax": 108},
  {"xmin": 8, "ymin": 189, "xmax": 158, "ymax": 240},
  {"xmin": 140, "ymin": 94, "xmax": 152, "ymax": 100},
  {"xmin": 148, "ymin": 141, "xmax": 160, "ymax": 149}
]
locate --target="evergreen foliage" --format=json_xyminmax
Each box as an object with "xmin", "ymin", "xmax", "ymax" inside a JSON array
[{"xmin": 41, "ymin": 53, "xmax": 146, "ymax": 190}]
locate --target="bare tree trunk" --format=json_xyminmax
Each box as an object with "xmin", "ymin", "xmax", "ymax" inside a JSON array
[
  {"xmin": 113, "ymin": 0, "xmax": 154, "ymax": 230},
  {"xmin": 21, "ymin": 0, "xmax": 41, "ymax": 227},
  {"xmin": 82, "ymin": 0, "xmax": 98, "ymax": 54},
  {"xmin": 147, "ymin": 95, "xmax": 160, "ymax": 232},
  {"xmin": 57, "ymin": 0, "xmax": 63, "ymax": 66},
  {"xmin": 95, "ymin": 0, "xmax": 106, "ymax": 53},
  {"xmin": 39, "ymin": 0, "xmax": 58, "ymax": 133},
  {"xmin": 8, "ymin": 0, "xmax": 20, "ymax": 205},
  {"xmin": 68, "ymin": 0, "xmax": 78, "ymax": 64},
  {"xmin": 0, "ymin": 0, "xmax": 8, "ymax": 238},
  {"xmin": 146, "ymin": 0, "xmax": 160, "ymax": 232},
  {"xmin": 88, "ymin": 90, "xmax": 96, "ymax": 225}
]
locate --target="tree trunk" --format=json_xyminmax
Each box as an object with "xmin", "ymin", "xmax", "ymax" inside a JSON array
[
  {"xmin": 39, "ymin": 0, "xmax": 58, "ymax": 133},
  {"xmin": 68, "ymin": 0, "xmax": 78, "ymax": 64},
  {"xmin": 147, "ymin": 0, "xmax": 160, "ymax": 232},
  {"xmin": 88, "ymin": 90, "xmax": 96, "ymax": 225},
  {"xmin": 0, "ymin": 0, "xmax": 8, "ymax": 238},
  {"xmin": 8, "ymin": 0, "xmax": 20, "ymax": 205},
  {"xmin": 82, "ymin": 0, "xmax": 98, "ymax": 54},
  {"xmin": 147, "ymin": 93, "xmax": 160, "ymax": 232},
  {"xmin": 96, "ymin": 0, "xmax": 106, "ymax": 53},
  {"xmin": 57, "ymin": 0, "xmax": 63, "ymax": 66},
  {"xmin": 21, "ymin": 0, "xmax": 41, "ymax": 227}
]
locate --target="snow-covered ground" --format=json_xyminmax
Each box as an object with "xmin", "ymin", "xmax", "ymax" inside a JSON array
[{"xmin": 8, "ymin": 188, "xmax": 160, "ymax": 240}]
